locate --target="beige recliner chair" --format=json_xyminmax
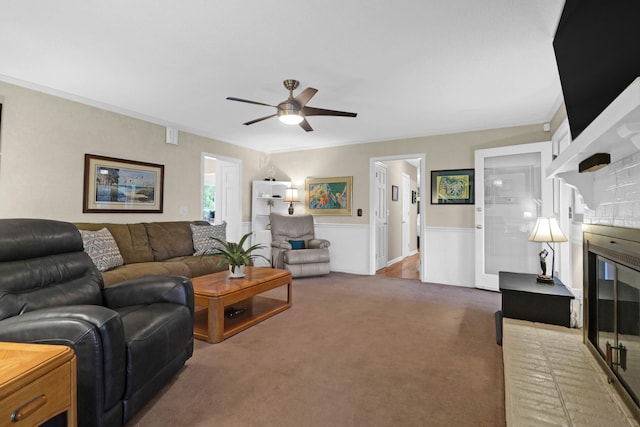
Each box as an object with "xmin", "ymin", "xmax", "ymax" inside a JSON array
[{"xmin": 270, "ymin": 213, "xmax": 331, "ymax": 277}]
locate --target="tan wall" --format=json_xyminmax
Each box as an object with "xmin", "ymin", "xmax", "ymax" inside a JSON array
[
  {"xmin": 0, "ymin": 81, "xmax": 262, "ymax": 222},
  {"xmin": 204, "ymin": 157, "xmax": 217, "ymax": 174},
  {"xmin": 0, "ymin": 80, "xmax": 552, "ymax": 228},
  {"xmin": 550, "ymin": 102, "xmax": 568, "ymax": 135},
  {"xmin": 272, "ymin": 125, "xmax": 550, "ymax": 228}
]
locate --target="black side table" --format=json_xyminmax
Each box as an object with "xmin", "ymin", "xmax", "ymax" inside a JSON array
[{"xmin": 496, "ymin": 271, "xmax": 575, "ymax": 344}]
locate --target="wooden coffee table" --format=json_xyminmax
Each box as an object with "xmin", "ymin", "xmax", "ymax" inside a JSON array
[{"xmin": 191, "ymin": 267, "xmax": 292, "ymax": 343}]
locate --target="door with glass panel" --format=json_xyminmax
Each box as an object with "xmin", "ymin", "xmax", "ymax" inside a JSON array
[{"xmin": 474, "ymin": 142, "xmax": 553, "ymax": 291}]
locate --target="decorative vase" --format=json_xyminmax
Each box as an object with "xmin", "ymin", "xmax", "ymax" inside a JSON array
[{"xmin": 229, "ymin": 264, "xmax": 245, "ymax": 278}]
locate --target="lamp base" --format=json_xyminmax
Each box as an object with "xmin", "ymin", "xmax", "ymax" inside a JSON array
[
  {"xmin": 536, "ymin": 275, "xmax": 555, "ymax": 284},
  {"xmin": 288, "ymin": 202, "xmax": 294, "ymax": 215}
]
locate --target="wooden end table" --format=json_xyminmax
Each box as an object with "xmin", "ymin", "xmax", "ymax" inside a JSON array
[
  {"xmin": 0, "ymin": 342, "xmax": 77, "ymax": 426},
  {"xmin": 191, "ymin": 267, "xmax": 292, "ymax": 343}
]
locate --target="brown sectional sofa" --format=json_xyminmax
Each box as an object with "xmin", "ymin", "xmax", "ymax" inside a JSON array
[{"xmin": 75, "ymin": 221, "xmax": 228, "ymax": 286}]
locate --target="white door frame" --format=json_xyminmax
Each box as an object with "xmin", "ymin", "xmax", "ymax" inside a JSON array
[
  {"xmin": 201, "ymin": 152, "xmax": 242, "ymax": 242},
  {"xmin": 369, "ymin": 153, "xmax": 426, "ymax": 281},
  {"xmin": 552, "ymin": 119, "xmax": 573, "ymax": 286}
]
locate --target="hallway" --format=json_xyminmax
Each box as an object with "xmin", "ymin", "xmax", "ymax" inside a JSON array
[{"xmin": 376, "ymin": 253, "xmax": 420, "ymax": 280}]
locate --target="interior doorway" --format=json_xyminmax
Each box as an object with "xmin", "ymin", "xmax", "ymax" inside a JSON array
[
  {"xmin": 369, "ymin": 154, "xmax": 425, "ymax": 281},
  {"xmin": 376, "ymin": 253, "xmax": 420, "ymax": 280},
  {"xmin": 201, "ymin": 153, "xmax": 242, "ymax": 242},
  {"xmin": 202, "ymin": 157, "xmax": 216, "ymax": 221}
]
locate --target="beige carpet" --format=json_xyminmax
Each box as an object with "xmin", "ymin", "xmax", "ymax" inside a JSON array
[{"xmin": 128, "ymin": 272, "xmax": 504, "ymax": 427}]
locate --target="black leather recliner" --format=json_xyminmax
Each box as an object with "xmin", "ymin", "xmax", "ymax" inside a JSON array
[{"xmin": 0, "ymin": 219, "xmax": 194, "ymax": 427}]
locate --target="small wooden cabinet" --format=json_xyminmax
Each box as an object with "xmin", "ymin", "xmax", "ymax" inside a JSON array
[
  {"xmin": 0, "ymin": 342, "xmax": 77, "ymax": 427},
  {"xmin": 251, "ymin": 180, "xmax": 291, "ymax": 266}
]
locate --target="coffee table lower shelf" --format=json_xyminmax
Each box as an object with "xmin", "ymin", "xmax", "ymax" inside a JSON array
[
  {"xmin": 191, "ymin": 267, "xmax": 292, "ymax": 343},
  {"xmin": 194, "ymin": 295, "xmax": 290, "ymax": 343}
]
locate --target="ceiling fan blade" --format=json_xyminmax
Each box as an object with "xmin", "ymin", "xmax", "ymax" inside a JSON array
[
  {"xmin": 294, "ymin": 88, "xmax": 318, "ymax": 107},
  {"xmin": 302, "ymin": 106, "xmax": 357, "ymax": 117},
  {"xmin": 243, "ymin": 114, "xmax": 277, "ymax": 126},
  {"xmin": 226, "ymin": 97, "xmax": 276, "ymax": 108},
  {"xmin": 299, "ymin": 118, "xmax": 313, "ymax": 132}
]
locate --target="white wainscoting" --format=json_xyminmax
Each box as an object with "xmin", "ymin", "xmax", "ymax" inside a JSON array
[
  {"xmin": 245, "ymin": 221, "xmax": 370, "ymax": 275},
  {"xmin": 424, "ymin": 226, "xmax": 475, "ymax": 287},
  {"xmin": 315, "ymin": 222, "xmax": 370, "ymax": 275},
  {"xmin": 247, "ymin": 221, "xmax": 475, "ymax": 285}
]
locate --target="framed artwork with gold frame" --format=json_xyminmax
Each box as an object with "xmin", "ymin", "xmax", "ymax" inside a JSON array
[{"xmin": 305, "ymin": 176, "xmax": 352, "ymax": 215}]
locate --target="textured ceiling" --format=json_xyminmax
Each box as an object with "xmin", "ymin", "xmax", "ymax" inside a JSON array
[{"xmin": 0, "ymin": 0, "xmax": 566, "ymax": 153}]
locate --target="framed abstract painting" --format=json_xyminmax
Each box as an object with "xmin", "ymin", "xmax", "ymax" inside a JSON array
[
  {"xmin": 305, "ymin": 176, "xmax": 352, "ymax": 215},
  {"xmin": 431, "ymin": 169, "xmax": 474, "ymax": 204}
]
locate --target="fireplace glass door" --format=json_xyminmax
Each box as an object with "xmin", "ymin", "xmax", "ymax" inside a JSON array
[{"xmin": 596, "ymin": 256, "xmax": 640, "ymax": 403}]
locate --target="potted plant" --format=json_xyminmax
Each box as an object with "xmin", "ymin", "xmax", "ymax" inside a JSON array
[{"xmin": 206, "ymin": 232, "xmax": 269, "ymax": 278}]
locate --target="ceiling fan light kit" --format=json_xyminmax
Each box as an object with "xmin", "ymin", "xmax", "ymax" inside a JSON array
[
  {"xmin": 278, "ymin": 101, "xmax": 304, "ymax": 125},
  {"xmin": 227, "ymin": 79, "xmax": 357, "ymax": 132}
]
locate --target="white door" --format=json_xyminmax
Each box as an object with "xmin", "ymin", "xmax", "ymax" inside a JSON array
[
  {"xmin": 375, "ymin": 162, "xmax": 388, "ymax": 270},
  {"xmin": 474, "ymin": 141, "xmax": 552, "ymax": 291},
  {"xmin": 402, "ymin": 173, "xmax": 410, "ymax": 257},
  {"xmin": 215, "ymin": 159, "xmax": 242, "ymax": 243}
]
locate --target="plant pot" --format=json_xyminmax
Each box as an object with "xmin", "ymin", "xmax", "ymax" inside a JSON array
[{"xmin": 228, "ymin": 264, "xmax": 245, "ymax": 278}]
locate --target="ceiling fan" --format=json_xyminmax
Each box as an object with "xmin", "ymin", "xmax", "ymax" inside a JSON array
[{"xmin": 226, "ymin": 79, "xmax": 357, "ymax": 132}]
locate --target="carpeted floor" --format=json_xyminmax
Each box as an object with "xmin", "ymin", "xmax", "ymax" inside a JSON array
[{"xmin": 128, "ymin": 272, "xmax": 505, "ymax": 427}]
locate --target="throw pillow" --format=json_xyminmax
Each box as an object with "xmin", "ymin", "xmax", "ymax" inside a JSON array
[
  {"xmin": 289, "ymin": 239, "xmax": 306, "ymax": 250},
  {"xmin": 80, "ymin": 228, "xmax": 124, "ymax": 272},
  {"xmin": 191, "ymin": 222, "xmax": 227, "ymax": 256}
]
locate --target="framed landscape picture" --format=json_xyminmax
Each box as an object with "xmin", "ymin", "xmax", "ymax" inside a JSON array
[
  {"xmin": 431, "ymin": 169, "xmax": 474, "ymax": 205},
  {"xmin": 306, "ymin": 176, "xmax": 352, "ymax": 215},
  {"xmin": 83, "ymin": 154, "xmax": 164, "ymax": 213}
]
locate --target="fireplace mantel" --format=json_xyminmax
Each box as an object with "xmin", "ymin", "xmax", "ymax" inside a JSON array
[{"xmin": 547, "ymin": 77, "xmax": 640, "ymax": 209}]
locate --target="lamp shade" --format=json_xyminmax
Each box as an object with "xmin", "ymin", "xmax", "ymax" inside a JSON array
[
  {"xmin": 528, "ymin": 217, "xmax": 567, "ymax": 243},
  {"xmin": 284, "ymin": 188, "xmax": 300, "ymax": 203}
]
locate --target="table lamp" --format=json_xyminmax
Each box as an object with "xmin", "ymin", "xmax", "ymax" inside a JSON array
[
  {"xmin": 527, "ymin": 217, "xmax": 567, "ymax": 284},
  {"xmin": 284, "ymin": 188, "xmax": 299, "ymax": 215}
]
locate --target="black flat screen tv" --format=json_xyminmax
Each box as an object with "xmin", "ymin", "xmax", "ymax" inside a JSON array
[{"xmin": 553, "ymin": 0, "xmax": 640, "ymax": 140}]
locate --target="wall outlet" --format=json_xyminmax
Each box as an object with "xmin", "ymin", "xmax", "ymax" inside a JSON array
[{"xmin": 179, "ymin": 205, "xmax": 188, "ymax": 215}]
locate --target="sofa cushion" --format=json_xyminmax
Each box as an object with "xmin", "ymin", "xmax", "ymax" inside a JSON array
[
  {"xmin": 284, "ymin": 248, "xmax": 331, "ymax": 265},
  {"xmin": 75, "ymin": 223, "xmax": 154, "ymax": 264},
  {"xmin": 145, "ymin": 222, "xmax": 197, "ymax": 261},
  {"xmin": 190, "ymin": 222, "xmax": 226, "ymax": 256},
  {"xmin": 80, "ymin": 228, "xmax": 124, "ymax": 272},
  {"xmin": 169, "ymin": 255, "xmax": 228, "ymax": 278},
  {"xmin": 101, "ymin": 261, "xmax": 191, "ymax": 287}
]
